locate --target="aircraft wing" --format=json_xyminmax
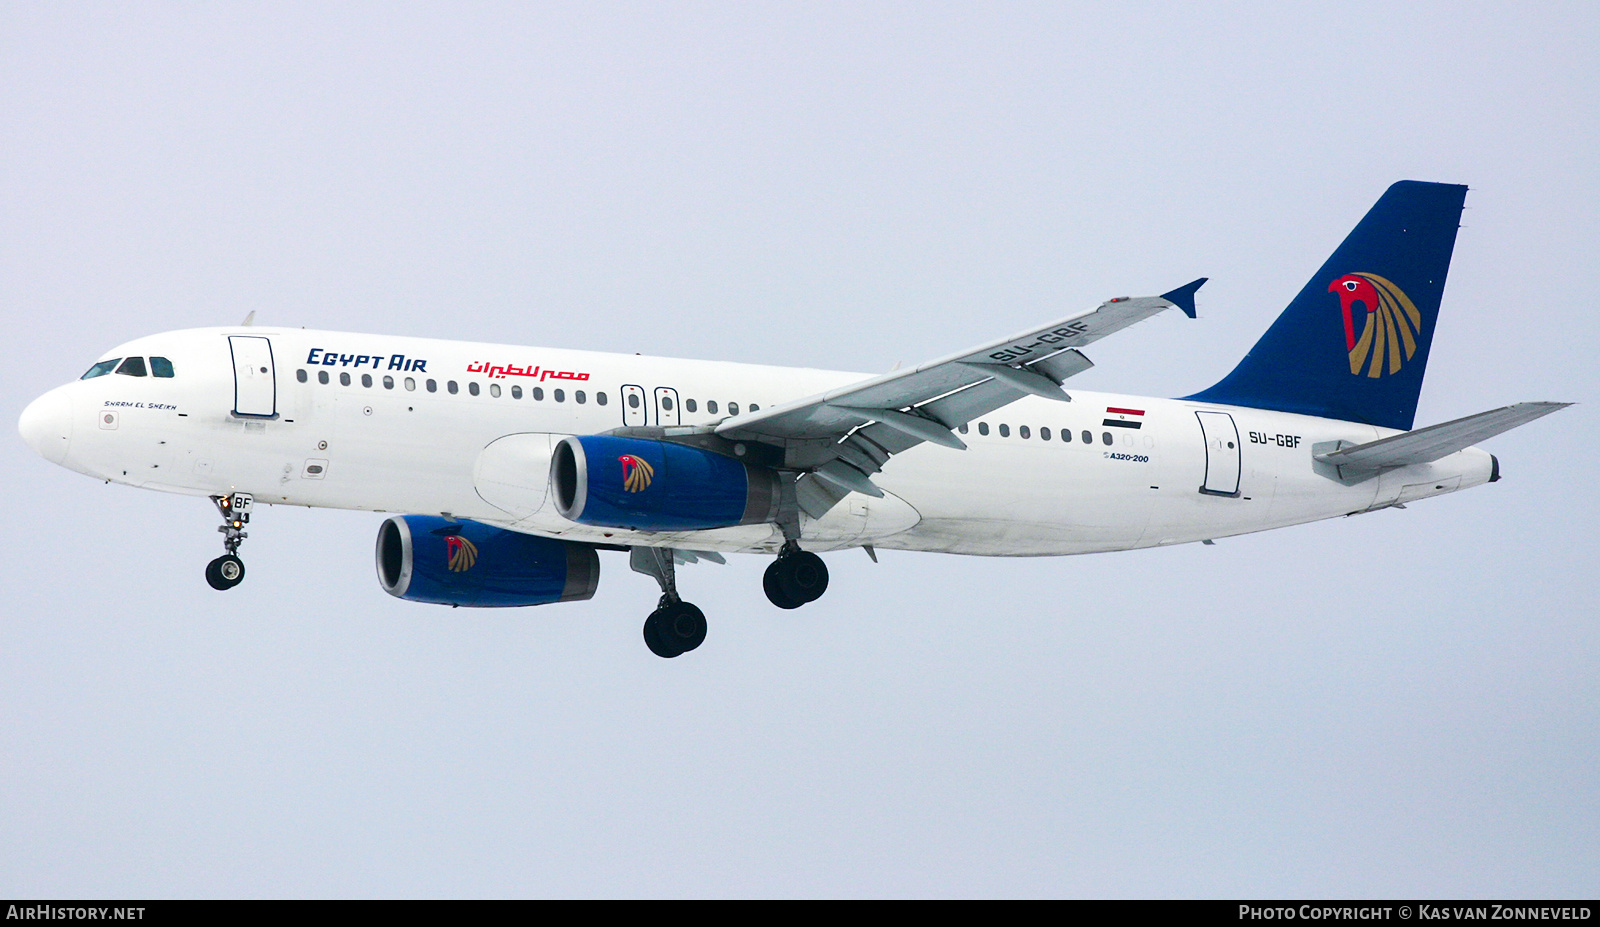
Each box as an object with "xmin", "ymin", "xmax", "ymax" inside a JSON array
[
  {"xmin": 715, "ymin": 279, "xmax": 1205, "ymax": 515},
  {"xmin": 1315, "ymin": 401, "xmax": 1572, "ymax": 472}
]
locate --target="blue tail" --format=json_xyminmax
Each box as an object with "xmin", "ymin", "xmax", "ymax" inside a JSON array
[{"xmin": 1184, "ymin": 180, "xmax": 1468, "ymax": 431}]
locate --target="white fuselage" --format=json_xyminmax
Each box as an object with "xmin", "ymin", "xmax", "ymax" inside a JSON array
[{"xmin": 23, "ymin": 326, "xmax": 1496, "ymax": 557}]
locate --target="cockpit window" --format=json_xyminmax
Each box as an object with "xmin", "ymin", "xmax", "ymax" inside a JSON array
[
  {"xmin": 81, "ymin": 359, "xmax": 121, "ymax": 379},
  {"xmin": 115, "ymin": 357, "xmax": 148, "ymax": 377},
  {"xmin": 150, "ymin": 356, "xmax": 175, "ymax": 378}
]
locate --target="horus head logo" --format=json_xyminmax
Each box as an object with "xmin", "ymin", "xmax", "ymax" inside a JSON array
[
  {"xmin": 446, "ymin": 535, "xmax": 478, "ymax": 572},
  {"xmin": 619, "ymin": 454, "xmax": 655, "ymax": 492},
  {"xmin": 1328, "ymin": 272, "xmax": 1423, "ymax": 378}
]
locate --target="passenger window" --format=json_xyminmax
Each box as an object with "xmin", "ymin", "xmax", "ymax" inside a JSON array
[
  {"xmin": 296, "ymin": 369, "xmax": 308, "ymax": 383},
  {"xmin": 405, "ymin": 377, "xmax": 416, "ymax": 391},
  {"xmin": 685, "ymin": 399, "xmax": 697, "ymax": 413},
  {"xmin": 150, "ymin": 357, "xmax": 175, "ymax": 378},
  {"xmin": 116, "ymin": 357, "xmax": 147, "ymax": 377},
  {"xmin": 489, "ymin": 383, "xmax": 500, "ymax": 397},
  {"xmin": 1102, "ymin": 432, "xmax": 1113, "ymax": 445},
  {"xmin": 511, "ymin": 385, "xmax": 521, "ymax": 399},
  {"xmin": 340, "ymin": 372, "xmax": 352, "ymax": 386},
  {"xmin": 533, "ymin": 387, "xmax": 544, "ymax": 401},
  {"xmin": 596, "ymin": 392, "xmax": 607, "ymax": 406},
  {"xmin": 426, "ymin": 379, "xmax": 437, "ymax": 393},
  {"xmin": 554, "ymin": 389, "xmax": 565, "ymax": 402},
  {"xmin": 383, "ymin": 376, "xmax": 395, "ymax": 389},
  {"xmin": 361, "ymin": 374, "xmax": 373, "ymax": 388},
  {"xmin": 468, "ymin": 382, "xmax": 479, "ymax": 396},
  {"xmin": 576, "ymin": 391, "xmax": 586, "ymax": 404},
  {"xmin": 728, "ymin": 402, "xmax": 739, "ymax": 415},
  {"xmin": 749, "ymin": 403, "xmax": 759, "ymax": 411},
  {"xmin": 447, "ymin": 381, "xmax": 458, "ymax": 394},
  {"xmin": 999, "ymin": 424, "xmax": 1010, "ymax": 437},
  {"xmin": 978, "ymin": 422, "xmax": 989, "ymax": 436},
  {"xmin": 627, "ymin": 393, "xmax": 640, "ymax": 408},
  {"xmin": 958, "ymin": 423, "xmax": 969, "ymax": 434},
  {"xmin": 1019, "ymin": 425, "xmax": 1030, "ymax": 439},
  {"xmin": 660, "ymin": 396, "xmax": 672, "ymax": 411},
  {"xmin": 81, "ymin": 359, "xmax": 120, "ymax": 379},
  {"xmin": 707, "ymin": 400, "xmax": 718, "ymax": 414},
  {"xmin": 1081, "ymin": 430, "xmax": 1091, "ymax": 444},
  {"xmin": 1041, "ymin": 427, "xmax": 1051, "ymax": 441},
  {"xmin": 319, "ymin": 370, "xmax": 330, "ymax": 385}
]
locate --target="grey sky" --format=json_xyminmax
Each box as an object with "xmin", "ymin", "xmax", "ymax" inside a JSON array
[{"xmin": 2, "ymin": 2, "xmax": 1596, "ymax": 897}]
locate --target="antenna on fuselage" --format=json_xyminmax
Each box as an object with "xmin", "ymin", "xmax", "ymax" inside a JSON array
[{"xmin": 240, "ymin": 311, "xmax": 256, "ymax": 326}]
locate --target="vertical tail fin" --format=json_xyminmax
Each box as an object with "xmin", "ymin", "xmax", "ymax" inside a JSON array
[{"xmin": 1184, "ymin": 181, "xmax": 1468, "ymax": 431}]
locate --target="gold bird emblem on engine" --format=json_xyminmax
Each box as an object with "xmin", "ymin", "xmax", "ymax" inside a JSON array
[
  {"xmin": 619, "ymin": 455, "xmax": 654, "ymax": 492},
  {"xmin": 446, "ymin": 534, "xmax": 478, "ymax": 572}
]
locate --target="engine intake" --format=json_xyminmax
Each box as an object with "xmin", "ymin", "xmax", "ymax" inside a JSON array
[
  {"xmin": 376, "ymin": 515, "xmax": 599, "ymax": 607},
  {"xmin": 552, "ymin": 435, "xmax": 780, "ymax": 530}
]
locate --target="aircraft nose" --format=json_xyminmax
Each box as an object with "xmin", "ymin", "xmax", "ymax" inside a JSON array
[{"xmin": 19, "ymin": 388, "xmax": 73, "ymax": 464}]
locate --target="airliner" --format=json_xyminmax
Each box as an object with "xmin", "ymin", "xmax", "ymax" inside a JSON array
[{"xmin": 18, "ymin": 181, "xmax": 1569, "ymax": 657}]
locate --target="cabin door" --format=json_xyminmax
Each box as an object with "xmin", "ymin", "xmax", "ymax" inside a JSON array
[
  {"xmin": 229, "ymin": 336, "xmax": 277, "ymax": 418},
  {"xmin": 1195, "ymin": 410, "xmax": 1241, "ymax": 496}
]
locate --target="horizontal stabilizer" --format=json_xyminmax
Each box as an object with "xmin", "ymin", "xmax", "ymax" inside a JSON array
[{"xmin": 1315, "ymin": 402, "xmax": 1571, "ymax": 471}]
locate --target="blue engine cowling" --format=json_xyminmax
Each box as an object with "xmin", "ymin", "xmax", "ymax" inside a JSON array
[
  {"xmin": 375, "ymin": 515, "xmax": 600, "ymax": 607},
  {"xmin": 552, "ymin": 435, "xmax": 780, "ymax": 530}
]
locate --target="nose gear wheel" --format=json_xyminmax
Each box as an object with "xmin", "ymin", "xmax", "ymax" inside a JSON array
[{"xmin": 206, "ymin": 554, "xmax": 245, "ymax": 590}]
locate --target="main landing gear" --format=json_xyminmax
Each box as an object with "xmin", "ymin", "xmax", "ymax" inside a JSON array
[
  {"xmin": 205, "ymin": 493, "xmax": 252, "ymax": 591},
  {"xmin": 763, "ymin": 542, "xmax": 829, "ymax": 610},
  {"xmin": 629, "ymin": 543, "xmax": 830, "ymax": 658},
  {"xmin": 630, "ymin": 547, "xmax": 707, "ymax": 659}
]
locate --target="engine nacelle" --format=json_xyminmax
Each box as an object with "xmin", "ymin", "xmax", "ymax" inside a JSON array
[
  {"xmin": 375, "ymin": 515, "xmax": 599, "ymax": 607},
  {"xmin": 552, "ymin": 435, "xmax": 780, "ymax": 530}
]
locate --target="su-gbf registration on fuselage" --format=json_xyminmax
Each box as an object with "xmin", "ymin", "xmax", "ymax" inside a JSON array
[{"xmin": 18, "ymin": 182, "xmax": 1569, "ymax": 658}]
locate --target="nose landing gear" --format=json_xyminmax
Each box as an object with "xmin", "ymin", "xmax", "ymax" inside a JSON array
[
  {"xmin": 206, "ymin": 493, "xmax": 252, "ymax": 590},
  {"xmin": 763, "ymin": 542, "xmax": 829, "ymax": 609}
]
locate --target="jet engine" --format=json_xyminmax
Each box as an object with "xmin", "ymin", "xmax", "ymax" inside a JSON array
[
  {"xmin": 552, "ymin": 435, "xmax": 780, "ymax": 531},
  {"xmin": 375, "ymin": 515, "xmax": 599, "ymax": 607}
]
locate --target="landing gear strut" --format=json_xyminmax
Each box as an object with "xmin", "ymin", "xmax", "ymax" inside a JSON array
[
  {"xmin": 630, "ymin": 547, "xmax": 707, "ymax": 658},
  {"xmin": 206, "ymin": 493, "xmax": 252, "ymax": 591},
  {"xmin": 764, "ymin": 541, "xmax": 829, "ymax": 609}
]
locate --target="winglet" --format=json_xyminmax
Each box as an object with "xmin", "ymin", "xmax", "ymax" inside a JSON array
[{"xmin": 1159, "ymin": 278, "xmax": 1207, "ymax": 319}]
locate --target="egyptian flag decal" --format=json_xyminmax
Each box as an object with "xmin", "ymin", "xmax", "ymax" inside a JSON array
[{"xmin": 1103, "ymin": 406, "xmax": 1145, "ymax": 429}]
